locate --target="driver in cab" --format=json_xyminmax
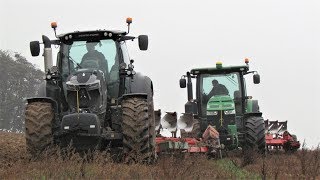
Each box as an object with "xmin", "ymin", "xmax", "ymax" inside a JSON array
[
  {"xmin": 203, "ymin": 79, "xmax": 229, "ymax": 103},
  {"xmin": 81, "ymin": 41, "xmax": 108, "ymax": 78}
]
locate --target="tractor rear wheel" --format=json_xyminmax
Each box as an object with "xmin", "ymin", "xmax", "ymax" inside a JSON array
[
  {"xmin": 244, "ymin": 116, "xmax": 266, "ymax": 152},
  {"xmin": 180, "ymin": 119, "xmax": 200, "ymax": 138},
  {"xmin": 122, "ymin": 97, "xmax": 155, "ymax": 163},
  {"xmin": 25, "ymin": 102, "xmax": 54, "ymax": 156}
]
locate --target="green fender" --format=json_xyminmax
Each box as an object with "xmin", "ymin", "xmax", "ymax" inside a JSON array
[{"xmin": 246, "ymin": 99, "xmax": 260, "ymax": 113}]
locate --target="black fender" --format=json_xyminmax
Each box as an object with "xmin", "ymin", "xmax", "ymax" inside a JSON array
[
  {"xmin": 246, "ymin": 99, "xmax": 262, "ymax": 117},
  {"xmin": 30, "ymin": 80, "xmax": 63, "ymax": 112},
  {"xmin": 244, "ymin": 112, "xmax": 263, "ymax": 117},
  {"xmin": 251, "ymin": 100, "xmax": 260, "ymax": 113},
  {"xmin": 37, "ymin": 81, "xmax": 47, "ymax": 97},
  {"xmin": 38, "ymin": 79, "xmax": 66, "ymax": 112},
  {"xmin": 26, "ymin": 97, "xmax": 58, "ymax": 115},
  {"xmin": 246, "ymin": 99, "xmax": 260, "ymax": 113},
  {"xmin": 122, "ymin": 93, "xmax": 148, "ymax": 100},
  {"xmin": 123, "ymin": 72, "xmax": 154, "ymax": 102}
]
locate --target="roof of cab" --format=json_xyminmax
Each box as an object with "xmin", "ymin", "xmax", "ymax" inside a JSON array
[
  {"xmin": 190, "ymin": 64, "xmax": 249, "ymax": 75},
  {"xmin": 57, "ymin": 30, "xmax": 127, "ymax": 38}
]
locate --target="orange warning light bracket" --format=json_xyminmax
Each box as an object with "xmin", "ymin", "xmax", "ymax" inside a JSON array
[
  {"xmin": 126, "ymin": 17, "xmax": 132, "ymax": 24},
  {"xmin": 245, "ymin": 58, "xmax": 249, "ymax": 64},
  {"xmin": 51, "ymin": 22, "xmax": 57, "ymax": 29}
]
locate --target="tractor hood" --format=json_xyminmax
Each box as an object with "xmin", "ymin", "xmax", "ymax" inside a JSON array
[
  {"xmin": 206, "ymin": 95, "xmax": 235, "ymax": 111},
  {"xmin": 66, "ymin": 69, "xmax": 102, "ymax": 90},
  {"xmin": 65, "ymin": 68, "xmax": 107, "ymax": 113}
]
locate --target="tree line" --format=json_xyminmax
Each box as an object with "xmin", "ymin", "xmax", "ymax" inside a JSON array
[{"xmin": 0, "ymin": 50, "xmax": 44, "ymax": 131}]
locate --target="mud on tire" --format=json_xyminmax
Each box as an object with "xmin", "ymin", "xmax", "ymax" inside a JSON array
[
  {"xmin": 25, "ymin": 102, "xmax": 54, "ymax": 156},
  {"xmin": 147, "ymin": 101, "xmax": 156, "ymax": 162},
  {"xmin": 121, "ymin": 97, "xmax": 155, "ymax": 163}
]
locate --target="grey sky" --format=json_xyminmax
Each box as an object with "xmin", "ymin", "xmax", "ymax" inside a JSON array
[{"xmin": 1, "ymin": 0, "xmax": 320, "ymax": 147}]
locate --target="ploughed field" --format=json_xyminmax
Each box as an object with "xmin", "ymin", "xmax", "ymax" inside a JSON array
[{"xmin": 0, "ymin": 131, "xmax": 319, "ymax": 179}]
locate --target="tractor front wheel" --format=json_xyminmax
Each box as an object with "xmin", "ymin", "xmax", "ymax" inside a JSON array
[
  {"xmin": 25, "ymin": 101, "xmax": 54, "ymax": 157},
  {"xmin": 122, "ymin": 97, "xmax": 155, "ymax": 163},
  {"xmin": 244, "ymin": 116, "xmax": 266, "ymax": 152}
]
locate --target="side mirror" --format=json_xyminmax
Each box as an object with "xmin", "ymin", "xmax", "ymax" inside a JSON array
[
  {"xmin": 180, "ymin": 78, "xmax": 186, "ymax": 88},
  {"xmin": 138, "ymin": 35, "xmax": 148, "ymax": 50},
  {"xmin": 253, "ymin": 73, "xmax": 260, "ymax": 84},
  {"xmin": 30, "ymin": 41, "xmax": 40, "ymax": 56}
]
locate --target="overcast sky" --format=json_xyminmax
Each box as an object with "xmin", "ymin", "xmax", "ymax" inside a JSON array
[{"xmin": 1, "ymin": 0, "xmax": 319, "ymax": 147}]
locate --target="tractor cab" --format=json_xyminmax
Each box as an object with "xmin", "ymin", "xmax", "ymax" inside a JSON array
[
  {"xmin": 180, "ymin": 59, "xmax": 260, "ymax": 116},
  {"xmin": 29, "ymin": 19, "xmax": 148, "ymax": 113},
  {"xmin": 58, "ymin": 31, "xmax": 127, "ymax": 107},
  {"xmin": 179, "ymin": 59, "xmax": 263, "ymax": 150}
]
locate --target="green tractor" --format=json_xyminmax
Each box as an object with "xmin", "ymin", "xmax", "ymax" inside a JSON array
[
  {"xmin": 179, "ymin": 60, "xmax": 265, "ymax": 151},
  {"xmin": 25, "ymin": 18, "xmax": 156, "ymax": 162}
]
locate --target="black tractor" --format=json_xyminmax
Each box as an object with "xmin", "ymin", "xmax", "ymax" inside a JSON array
[{"xmin": 25, "ymin": 18, "xmax": 156, "ymax": 162}]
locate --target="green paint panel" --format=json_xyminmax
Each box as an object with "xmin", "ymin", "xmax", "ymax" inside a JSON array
[
  {"xmin": 246, "ymin": 99, "xmax": 253, "ymax": 113},
  {"xmin": 228, "ymin": 125, "xmax": 239, "ymax": 148},
  {"xmin": 207, "ymin": 95, "xmax": 235, "ymax": 111},
  {"xmin": 228, "ymin": 125, "xmax": 237, "ymax": 135}
]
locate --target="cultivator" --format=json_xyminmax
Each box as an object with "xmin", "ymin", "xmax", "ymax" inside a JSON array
[{"xmin": 265, "ymin": 120, "xmax": 300, "ymax": 152}]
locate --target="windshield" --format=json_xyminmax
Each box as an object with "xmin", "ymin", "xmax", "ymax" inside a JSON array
[
  {"xmin": 61, "ymin": 39, "xmax": 118, "ymax": 81},
  {"xmin": 200, "ymin": 72, "xmax": 241, "ymax": 115},
  {"xmin": 201, "ymin": 72, "xmax": 241, "ymax": 99}
]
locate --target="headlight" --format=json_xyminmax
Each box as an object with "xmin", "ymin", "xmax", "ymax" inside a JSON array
[
  {"xmin": 46, "ymin": 74, "xmax": 52, "ymax": 80},
  {"xmin": 88, "ymin": 82, "xmax": 100, "ymax": 89},
  {"xmin": 207, "ymin": 111, "xmax": 218, "ymax": 115},
  {"xmin": 66, "ymin": 84, "xmax": 78, "ymax": 91},
  {"xmin": 224, "ymin": 109, "xmax": 235, "ymax": 115}
]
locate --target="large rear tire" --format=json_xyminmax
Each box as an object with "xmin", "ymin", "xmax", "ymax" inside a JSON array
[
  {"xmin": 122, "ymin": 97, "xmax": 155, "ymax": 163},
  {"xmin": 244, "ymin": 116, "xmax": 266, "ymax": 152},
  {"xmin": 180, "ymin": 119, "xmax": 200, "ymax": 138},
  {"xmin": 25, "ymin": 102, "xmax": 54, "ymax": 156}
]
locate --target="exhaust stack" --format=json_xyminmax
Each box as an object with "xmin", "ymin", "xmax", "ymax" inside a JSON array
[{"xmin": 42, "ymin": 35, "xmax": 53, "ymax": 74}]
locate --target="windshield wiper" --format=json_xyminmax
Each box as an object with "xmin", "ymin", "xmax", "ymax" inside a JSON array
[
  {"xmin": 68, "ymin": 55, "xmax": 82, "ymax": 69},
  {"xmin": 226, "ymin": 75, "xmax": 237, "ymax": 86},
  {"xmin": 63, "ymin": 53, "xmax": 82, "ymax": 69}
]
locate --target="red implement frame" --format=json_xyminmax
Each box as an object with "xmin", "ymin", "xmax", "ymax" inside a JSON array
[
  {"xmin": 155, "ymin": 125, "xmax": 220, "ymax": 154},
  {"xmin": 155, "ymin": 121, "xmax": 300, "ymax": 154},
  {"xmin": 155, "ymin": 137, "xmax": 209, "ymax": 153},
  {"xmin": 265, "ymin": 120, "xmax": 300, "ymax": 152}
]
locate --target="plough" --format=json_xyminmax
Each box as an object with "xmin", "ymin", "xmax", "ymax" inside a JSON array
[
  {"xmin": 154, "ymin": 112, "xmax": 300, "ymax": 155},
  {"xmin": 155, "ymin": 115, "xmax": 223, "ymax": 158}
]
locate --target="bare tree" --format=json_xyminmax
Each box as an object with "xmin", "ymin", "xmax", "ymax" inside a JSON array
[{"xmin": 0, "ymin": 50, "xmax": 44, "ymax": 131}]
